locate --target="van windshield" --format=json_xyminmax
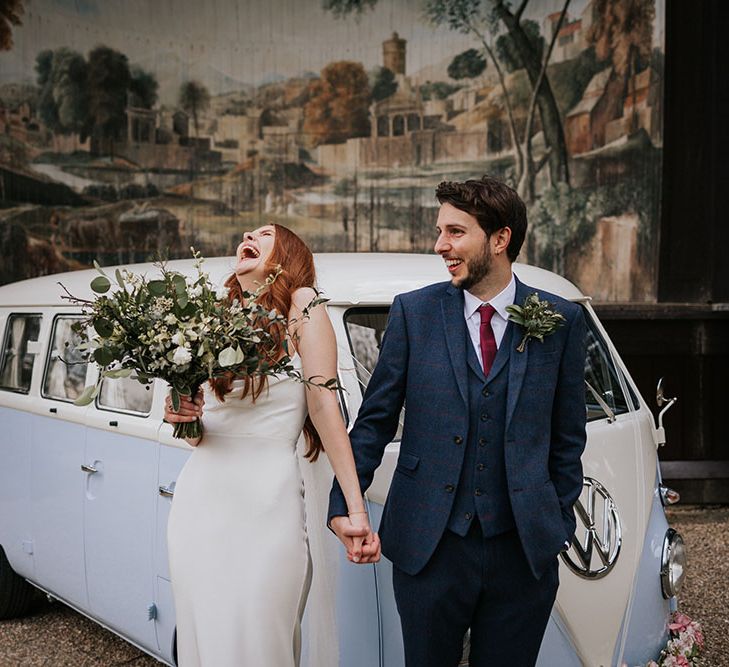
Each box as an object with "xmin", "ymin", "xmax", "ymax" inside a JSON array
[{"xmin": 343, "ymin": 304, "xmax": 635, "ymax": 427}]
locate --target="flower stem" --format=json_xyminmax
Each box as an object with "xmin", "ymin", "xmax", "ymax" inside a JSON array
[{"xmin": 172, "ymin": 418, "xmax": 202, "ymax": 440}]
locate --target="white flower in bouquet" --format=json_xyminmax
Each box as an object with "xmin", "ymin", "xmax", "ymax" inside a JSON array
[{"xmin": 172, "ymin": 346, "xmax": 192, "ymax": 367}]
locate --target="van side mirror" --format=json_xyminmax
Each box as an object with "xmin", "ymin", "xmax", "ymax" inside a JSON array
[
  {"xmin": 656, "ymin": 377, "xmax": 676, "ymax": 408},
  {"xmin": 653, "ymin": 377, "xmax": 678, "ymax": 447}
]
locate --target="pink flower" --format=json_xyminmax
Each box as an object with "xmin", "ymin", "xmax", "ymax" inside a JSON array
[{"xmin": 668, "ymin": 612, "xmax": 692, "ymax": 633}]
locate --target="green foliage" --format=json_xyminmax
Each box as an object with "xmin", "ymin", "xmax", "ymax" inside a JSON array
[
  {"xmin": 548, "ymin": 47, "xmax": 605, "ymax": 114},
  {"xmin": 495, "ymin": 19, "xmax": 545, "ymax": 73},
  {"xmin": 87, "ymin": 46, "xmax": 131, "ymax": 145},
  {"xmin": 321, "ymin": 0, "xmax": 377, "ymax": 18},
  {"xmin": 447, "ymin": 48, "xmax": 486, "ymax": 81},
  {"xmin": 370, "ymin": 66, "xmax": 398, "ymax": 102},
  {"xmin": 419, "ymin": 80, "xmax": 461, "ymax": 101},
  {"xmin": 423, "ymin": 0, "xmax": 482, "ymax": 35},
  {"xmin": 179, "ymin": 80, "xmax": 211, "ymax": 135},
  {"xmin": 129, "ymin": 66, "xmax": 159, "ymax": 109},
  {"xmin": 506, "ymin": 293, "xmax": 566, "ymax": 352}
]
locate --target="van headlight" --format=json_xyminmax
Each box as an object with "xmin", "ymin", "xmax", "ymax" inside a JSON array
[{"xmin": 660, "ymin": 528, "xmax": 687, "ymax": 598}]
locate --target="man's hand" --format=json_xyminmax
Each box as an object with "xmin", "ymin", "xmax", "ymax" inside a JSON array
[{"xmin": 330, "ymin": 515, "xmax": 381, "ymax": 564}]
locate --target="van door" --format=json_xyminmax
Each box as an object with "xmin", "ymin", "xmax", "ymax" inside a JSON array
[
  {"xmin": 553, "ymin": 305, "xmax": 646, "ymax": 666},
  {"xmin": 29, "ymin": 314, "xmax": 89, "ymax": 609},
  {"xmin": 83, "ymin": 376, "xmax": 158, "ymax": 650}
]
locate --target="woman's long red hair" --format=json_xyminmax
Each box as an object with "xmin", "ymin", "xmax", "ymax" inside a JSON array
[{"xmin": 210, "ymin": 224, "xmax": 324, "ymax": 461}]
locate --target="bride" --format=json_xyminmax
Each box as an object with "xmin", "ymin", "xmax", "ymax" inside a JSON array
[{"xmin": 163, "ymin": 224, "xmax": 380, "ymax": 666}]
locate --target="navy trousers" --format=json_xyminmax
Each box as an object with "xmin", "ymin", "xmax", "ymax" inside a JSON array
[{"xmin": 392, "ymin": 522, "xmax": 559, "ymax": 667}]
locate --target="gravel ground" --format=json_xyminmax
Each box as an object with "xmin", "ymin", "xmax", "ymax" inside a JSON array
[
  {"xmin": 0, "ymin": 505, "xmax": 726, "ymax": 666},
  {"xmin": 666, "ymin": 505, "xmax": 729, "ymax": 667}
]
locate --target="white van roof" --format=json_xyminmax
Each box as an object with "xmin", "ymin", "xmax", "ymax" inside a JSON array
[{"xmin": 0, "ymin": 253, "xmax": 586, "ymax": 308}]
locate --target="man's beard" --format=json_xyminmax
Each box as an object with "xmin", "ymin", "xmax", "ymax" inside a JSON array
[{"xmin": 454, "ymin": 247, "xmax": 492, "ymax": 291}]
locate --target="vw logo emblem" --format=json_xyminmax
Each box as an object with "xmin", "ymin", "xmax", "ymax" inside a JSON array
[{"xmin": 561, "ymin": 477, "xmax": 621, "ymax": 579}]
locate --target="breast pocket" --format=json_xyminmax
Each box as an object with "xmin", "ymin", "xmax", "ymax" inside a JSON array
[{"xmin": 395, "ymin": 452, "xmax": 420, "ymax": 478}]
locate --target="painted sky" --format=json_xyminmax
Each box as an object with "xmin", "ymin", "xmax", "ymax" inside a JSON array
[{"xmin": 1, "ymin": 0, "xmax": 663, "ymax": 104}]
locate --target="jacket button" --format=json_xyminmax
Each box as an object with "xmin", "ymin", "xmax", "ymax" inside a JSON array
[
  {"xmin": 465, "ymin": 512, "xmax": 472, "ymax": 520},
  {"xmin": 477, "ymin": 463, "xmax": 485, "ymax": 471},
  {"xmin": 453, "ymin": 436, "xmax": 463, "ymax": 445},
  {"xmin": 445, "ymin": 484, "xmax": 455, "ymax": 493},
  {"xmin": 479, "ymin": 438, "xmax": 486, "ymax": 447},
  {"xmin": 480, "ymin": 413, "xmax": 488, "ymax": 422},
  {"xmin": 482, "ymin": 388, "xmax": 490, "ymax": 397},
  {"xmin": 475, "ymin": 488, "xmax": 483, "ymax": 496}
]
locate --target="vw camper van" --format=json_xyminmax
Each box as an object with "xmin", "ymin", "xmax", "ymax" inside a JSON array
[{"xmin": 0, "ymin": 254, "xmax": 685, "ymax": 666}]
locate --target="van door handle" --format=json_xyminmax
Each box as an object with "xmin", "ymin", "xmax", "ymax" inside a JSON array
[
  {"xmin": 81, "ymin": 464, "xmax": 98, "ymax": 474},
  {"xmin": 159, "ymin": 485, "xmax": 175, "ymax": 498}
]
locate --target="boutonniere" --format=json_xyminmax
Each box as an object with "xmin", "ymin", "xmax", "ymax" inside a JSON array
[{"xmin": 505, "ymin": 292, "xmax": 566, "ymax": 353}]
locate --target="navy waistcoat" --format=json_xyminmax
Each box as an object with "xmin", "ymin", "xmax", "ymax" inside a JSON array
[{"xmin": 447, "ymin": 323, "xmax": 516, "ymax": 537}]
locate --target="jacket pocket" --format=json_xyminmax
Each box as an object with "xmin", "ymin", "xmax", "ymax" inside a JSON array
[{"xmin": 395, "ymin": 452, "xmax": 420, "ymax": 478}]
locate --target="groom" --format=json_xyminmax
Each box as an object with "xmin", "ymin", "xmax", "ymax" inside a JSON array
[{"xmin": 329, "ymin": 176, "xmax": 587, "ymax": 666}]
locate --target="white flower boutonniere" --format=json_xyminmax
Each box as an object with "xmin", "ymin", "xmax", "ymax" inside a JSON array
[{"xmin": 506, "ymin": 292, "xmax": 566, "ymax": 353}]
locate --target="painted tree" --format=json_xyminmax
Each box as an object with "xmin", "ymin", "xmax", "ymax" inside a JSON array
[
  {"xmin": 370, "ymin": 66, "xmax": 398, "ymax": 102},
  {"xmin": 179, "ymin": 80, "xmax": 210, "ymax": 137},
  {"xmin": 586, "ymin": 0, "xmax": 655, "ymax": 133},
  {"xmin": 36, "ymin": 50, "xmax": 60, "ymax": 133},
  {"xmin": 52, "ymin": 48, "xmax": 90, "ymax": 139},
  {"xmin": 304, "ymin": 61, "xmax": 370, "ymax": 146},
  {"xmin": 0, "ymin": 0, "xmax": 23, "ymax": 51},
  {"xmin": 87, "ymin": 46, "xmax": 131, "ymax": 157},
  {"xmin": 447, "ymin": 48, "xmax": 487, "ymax": 81},
  {"xmin": 129, "ymin": 66, "xmax": 159, "ymax": 109},
  {"xmin": 495, "ymin": 18, "xmax": 544, "ymax": 73},
  {"xmin": 322, "ymin": 0, "xmax": 377, "ymax": 18},
  {"xmin": 491, "ymin": 0, "xmax": 571, "ymax": 188}
]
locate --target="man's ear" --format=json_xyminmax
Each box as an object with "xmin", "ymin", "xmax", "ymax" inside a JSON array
[{"xmin": 493, "ymin": 226, "xmax": 512, "ymax": 256}]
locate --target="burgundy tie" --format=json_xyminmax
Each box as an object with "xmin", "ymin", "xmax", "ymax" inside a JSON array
[{"xmin": 478, "ymin": 304, "xmax": 497, "ymax": 378}]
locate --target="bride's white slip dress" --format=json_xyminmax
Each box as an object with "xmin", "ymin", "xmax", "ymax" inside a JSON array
[{"xmin": 167, "ymin": 357, "xmax": 312, "ymax": 667}]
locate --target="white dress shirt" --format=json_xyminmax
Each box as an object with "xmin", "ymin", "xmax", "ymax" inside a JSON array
[{"xmin": 463, "ymin": 274, "xmax": 516, "ymax": 367}]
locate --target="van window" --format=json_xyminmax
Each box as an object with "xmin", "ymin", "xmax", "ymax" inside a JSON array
[
  {"xmin": 584, "ymin": 317, "xmax": 632, "ymax": 421},
  {"xmin": 98, "ymin": 375, "xmax": 154, "ymax": 416},
  {"xmin": 42, "ymin": 316, "xmax": 88, "ymax": 402},
  {"xmin": 0, "ymin": 314, "xmax": 42, "ymax": 393},
  {"xmin": 344, "ymin": 307, "xmax": 404, "ymax": 441}
]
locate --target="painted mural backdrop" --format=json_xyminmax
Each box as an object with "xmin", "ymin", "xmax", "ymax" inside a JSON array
[{"xmin": 0, "ymin": 0, "xmax": 663, "ymax": 301}]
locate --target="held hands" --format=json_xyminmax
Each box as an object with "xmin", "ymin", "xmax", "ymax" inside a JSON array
[{"xmin": 330, "ymin": 513, "xmax": 381, "ymax": 564}]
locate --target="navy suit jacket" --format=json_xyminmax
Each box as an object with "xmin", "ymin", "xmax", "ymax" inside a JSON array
[{"xmin": 329, "ymin": 276, "xmax": 587, "ymax": 579}]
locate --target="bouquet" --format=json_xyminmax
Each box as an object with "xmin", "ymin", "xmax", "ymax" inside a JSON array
[
  {"xmin": 645, "ymin": 612, "xmax": 705, "ymax": 667},
  {"xmin": 61, "ymin": 249, "xmax": 333, "ymax": 439}
]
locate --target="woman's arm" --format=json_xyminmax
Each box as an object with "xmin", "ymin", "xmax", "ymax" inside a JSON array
[{"xmin": 290, "ymin": 288, "xmax": 379, "ymax": 562}]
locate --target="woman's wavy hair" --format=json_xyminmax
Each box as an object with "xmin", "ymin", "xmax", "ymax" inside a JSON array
[{"xmin": 210, "ymin": 224, "xmax": 324, "ymax": 461}]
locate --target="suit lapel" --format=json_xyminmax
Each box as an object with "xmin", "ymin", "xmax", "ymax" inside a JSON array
[
  {"xmin": 442, "ymin": 286, "xmax": 469, "ymax": 407},
  {"xmin": 505, "ymin": 277, "xmax": 532, "ymax": 429}
]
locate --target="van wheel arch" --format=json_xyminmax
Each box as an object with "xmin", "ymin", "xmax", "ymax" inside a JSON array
[{"xmin": 0, "ymin": 545, "xmax": 35, "ymax": 619}]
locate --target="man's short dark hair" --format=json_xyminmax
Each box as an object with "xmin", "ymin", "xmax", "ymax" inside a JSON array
[{"xmin": 435, "ymin": 176, "xmax": 527, "ymax": 262}]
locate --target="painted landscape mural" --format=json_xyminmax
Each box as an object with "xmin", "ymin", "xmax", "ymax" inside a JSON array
[{"xmin": 0, "ymin": 0, "xmax": 663, "ymax": 301}]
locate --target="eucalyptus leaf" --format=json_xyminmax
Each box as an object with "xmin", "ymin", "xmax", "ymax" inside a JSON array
[
  {"xmin": 73, "ymin": 384, "xmax": 98, "ymax": 406},
  {"xmin": 115, "ymin": 268, "xmax": 125, "ymax": 289},
  {"xmin": 93, "ymin": 347, "xmax": 115, "ymax": 366},
  {"xmin": 90, "ymin": 276, "xmax": 111, "ymax": 294},
  {"xmin": 94, "ymin": 318, "xmax": 114, "ymax": 337},
  {"xmin": 218, "ymin": 346, "xmax": 237, "ymax": 367},
  {"xmin": 93, "ymin": 259, "xmax": 108, "ymax": 277},
  {"xmin": 103, "ymin": 367, "xmax": 133, "ymax": 379},
  {"xmin": 148, "ymin": 280, "xmax": 167, "ymax": 296}
]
